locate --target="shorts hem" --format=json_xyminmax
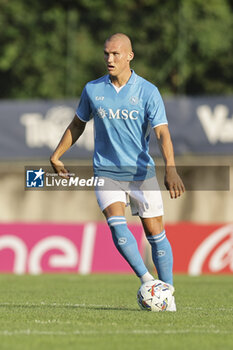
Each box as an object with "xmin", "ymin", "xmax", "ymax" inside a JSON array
[
  {"xmin": 132, "ymin": 210, "xmax": 164, "ymax": 218},
  {"xmin": 98, "ymin": 198, "xmax": 127, "ymax": 212}
]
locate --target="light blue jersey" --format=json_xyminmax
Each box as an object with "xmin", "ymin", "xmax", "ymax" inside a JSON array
[{"xmin": 76, "ymin": 70, "xmax": 168, "ymax": 181}]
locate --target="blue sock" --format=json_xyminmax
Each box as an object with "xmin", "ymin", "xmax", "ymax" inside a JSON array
[
  {"xmin": 107, "ymin": 216, "xmax": 148, "ymax": 277},
  {"xmin": 147, "ymin": 230, "xmax": 173, "ymax": 285}
]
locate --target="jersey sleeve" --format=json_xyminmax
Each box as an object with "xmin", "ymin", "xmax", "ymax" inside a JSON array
[
  {"xmin": 76, "ymin": 85, "xmax": 92, "ymax": 122},
  {"xmin": 146, "ymin": 88, "xmax": 168, "ymax": 128}
]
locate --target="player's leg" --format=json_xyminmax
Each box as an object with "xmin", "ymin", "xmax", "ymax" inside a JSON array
[
  {"xmin": 129, "ymin": 177, "xmax": 176, "ymax": 310},
  {"xmin": 128, "ymin": 177, "xmax": 174, "ymax": 286},
  {"xmin": 140, "ymin": 216, "xmax": 174, "ymax": 286},
  {"xmin": 140, "ymin": 215, "xmax": 176, "ymax": 311},
  {"xmin": 103, "ymin": 201, "xmax": 154, "ymax": 284}
]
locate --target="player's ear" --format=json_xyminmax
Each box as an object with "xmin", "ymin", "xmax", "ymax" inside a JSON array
[{"xmin": 128, "ymin": 51, "xmax": 134, "ymax": 62}]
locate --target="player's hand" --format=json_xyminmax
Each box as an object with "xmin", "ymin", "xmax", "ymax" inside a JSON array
[
  {"xmin": 50, "ymin": 158, "xmax": 70, "ymax": 179},
  {"xmin": 164, "ymin": 166, "xmax": 185, "ymax": 199}
]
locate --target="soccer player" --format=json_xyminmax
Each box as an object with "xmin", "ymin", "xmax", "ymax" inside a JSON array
[{"xmin": 50, "ymin": 33, "xmax": 185, "ymax": 311}]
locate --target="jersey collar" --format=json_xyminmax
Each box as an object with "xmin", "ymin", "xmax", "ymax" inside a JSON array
[{"xmin": 106, "ymin": 70, "xmax": 137, "ymax": 85}]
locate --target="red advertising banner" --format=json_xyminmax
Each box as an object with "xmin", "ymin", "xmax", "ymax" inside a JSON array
[
  {"xmin": 0, "ymin": 222, "xmax": 232, "ymax": 275},
  {"xmin": 166, "ymin": 223, "xmax": 233, "ymax": 275}
]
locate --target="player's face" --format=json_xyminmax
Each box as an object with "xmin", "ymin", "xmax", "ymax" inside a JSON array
[{"xmin": 104, "ymin": 39, "xmax": 132, "ymax": 77}]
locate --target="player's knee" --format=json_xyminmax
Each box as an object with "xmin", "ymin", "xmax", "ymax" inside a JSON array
[
  {"xmin": 141, "ymin": 216, "xmax": 164, "ymax": 236},
  {"xmin": 103, "ymin": 202, "xmax": 125, "ymax": 219}
]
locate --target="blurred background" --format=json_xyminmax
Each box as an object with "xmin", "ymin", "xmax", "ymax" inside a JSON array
[{"xmin": 0, "ymin": 0, "xmax": 232, "ymax": 275}]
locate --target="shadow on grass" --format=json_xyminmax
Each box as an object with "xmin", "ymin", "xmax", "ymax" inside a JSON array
[{"xmin": 0, "ymin": 303, "xmax": 139, "ymax": 312}]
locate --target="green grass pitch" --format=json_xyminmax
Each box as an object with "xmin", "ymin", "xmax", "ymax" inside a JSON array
[{"xmin": 0, "ymin": 274, "xmax": 232, "ymax": 350}]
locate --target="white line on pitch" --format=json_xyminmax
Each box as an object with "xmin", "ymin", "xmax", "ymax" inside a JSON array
[{"xmin": 0, "ymin": 329, "xmax": 232, "ymax": 336}]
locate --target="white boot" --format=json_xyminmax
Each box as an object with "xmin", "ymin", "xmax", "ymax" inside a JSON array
[
  {"xmin": 166, "ymin": 284, "xmax": 176, "ymax": 312},
  {"xmin": 167, "ymin": 296, "xmax": 177, "ymax": 312}
]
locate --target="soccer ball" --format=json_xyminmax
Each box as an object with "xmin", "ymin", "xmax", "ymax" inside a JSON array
[{"xmin": 137, "ymin": 280, "xmax": 174, "ymax": 312}]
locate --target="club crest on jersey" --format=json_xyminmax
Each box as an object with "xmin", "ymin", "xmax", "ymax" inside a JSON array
[
  {"xmin": 129, "ymin": 96, "xmax": 139, "ymax": 105},
  {"xmin": 96, "ymin": 107, "xmax": 139, "ymax": 120}
]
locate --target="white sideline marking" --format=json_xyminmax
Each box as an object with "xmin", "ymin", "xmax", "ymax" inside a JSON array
[
  {"xmin": 0, "ymin": 329, "xmax": 232, "ymax": 336},
  {"xmin": 182, "ymin": 306, "xmax": 233, "ymax": 311},
  {"xmin": 35, "ymin": 320, "xmax": 71, "ymax": 324}
]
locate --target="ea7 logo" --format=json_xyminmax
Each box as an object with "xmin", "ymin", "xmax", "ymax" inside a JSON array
[{"xmin": 97, "ymin": 107, "xmax": 139, "ymax": 120}]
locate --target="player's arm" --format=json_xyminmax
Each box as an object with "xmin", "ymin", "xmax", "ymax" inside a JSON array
[
  {"xmin": 154, "ymin": 124, "xmax": 185, "ymax": 199},
  {"xmin": 50, "ymin": 115, "xmax": 86, "ymax": 178}
]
